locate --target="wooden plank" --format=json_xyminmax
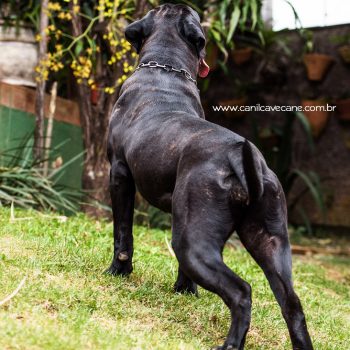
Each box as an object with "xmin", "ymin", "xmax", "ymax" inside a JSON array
[
  {"xmin": 291, "ymin": 244, "xmax": 350, "ymax": 256},
  {"xmin": 0, "ymin": 82, "xmax": 80, "ymax": 126}
]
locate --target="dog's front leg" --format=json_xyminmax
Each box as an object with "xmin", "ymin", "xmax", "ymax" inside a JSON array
[{"xmin": 105, "ymin": 160, "xmax": 135, "ymax": 276}]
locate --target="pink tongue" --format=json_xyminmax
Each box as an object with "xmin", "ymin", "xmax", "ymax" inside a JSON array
[{"xmin": 198, "ymin": 58, "xmax": 210, "ymax": 78}]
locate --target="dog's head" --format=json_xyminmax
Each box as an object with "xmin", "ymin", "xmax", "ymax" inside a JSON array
[{"xmin": 125, "ymin": 3, "xmax": 209, "ymax": 77}]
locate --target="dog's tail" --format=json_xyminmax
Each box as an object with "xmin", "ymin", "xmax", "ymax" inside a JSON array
[{"xmin": 229, "ymin": 139, "xmax": 264, "ymax": 203}]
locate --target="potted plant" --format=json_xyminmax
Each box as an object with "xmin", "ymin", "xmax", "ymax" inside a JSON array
[
  {"xmin": 331, "ymin": 34, "xmax": 350, "ymax": 64},
  {"xmin": 254, "ymin": 28, "xmax": 292, "ymax": 87},
  {"xmin": 301, "ymin": 29, "xmax": 334, "ymax": 81},
  {"xmin": 219, "ymin": 78, "xmax": 248, "ymax": 118},
  {"xmin": 232, "ymin": 44, "xmax": 253, "ymax": 65},
  {"xmin": 205, "ymin": 0, "xmax": 262, "ymax": 67},
  {"xmin": 301, "ymin": 96, "xmax": 331, "ymax": 137},
  {"xmin": 336, "ymin": 92, "xmax": 350, "ymax": 121}
]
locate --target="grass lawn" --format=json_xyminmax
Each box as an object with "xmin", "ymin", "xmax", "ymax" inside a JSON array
[{"xmin": 0, "ymin": 207, "xmax": 349, "ymax": 350}]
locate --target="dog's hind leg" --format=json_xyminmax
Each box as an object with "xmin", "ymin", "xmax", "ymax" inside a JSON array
[
  {"xmin": 172, "ymin": 224, "xmax": 251, "ymax": 350},
  {"xmin": 171, "ymin": 190, "xmax": 251, "ymax": 350},
  {"xmin": 237, "ymin": 217, "xmax": 313, "ymax": 349},
  {"xmin": 105, "ymin": 159, "xmax": 135, "ymax": 276}
]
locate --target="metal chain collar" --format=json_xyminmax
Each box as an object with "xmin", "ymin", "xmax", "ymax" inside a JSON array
[{"xmin": 135, "ymin": 61, "xmax": 197, "ymax": 85}]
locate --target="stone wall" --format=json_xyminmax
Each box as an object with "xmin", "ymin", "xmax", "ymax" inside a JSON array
[{"xmin": 201, "ymin": 24, "xmax": 350, "ymax": 229}]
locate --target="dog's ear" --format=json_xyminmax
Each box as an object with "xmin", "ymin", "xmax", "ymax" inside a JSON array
[
  {"xmin": 125, "ymin": 12, "xmax": 154, "ymax": 53},
  {"xmin": 178, "ymin": 14, "xmax": 206, "ymax": 58}
]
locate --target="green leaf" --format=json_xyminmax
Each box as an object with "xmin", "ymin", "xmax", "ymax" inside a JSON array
[
  {"xmin": 210, "ymin": 28, "xmax": 222, "ymax": 43},
  {"xmin": 226, "ymin": 5, "xmax": 241, "ymax": 45},
  {"xmin": 296, "ymin": 206, "xmax": 313, "ymax": 234},
  {"xmin": 239, "ymin": 2, "xmax": 249, "ymax": 28},
  {"xmin": 290, "ymin": 169, "xmax": 325, "ymax": 215},
  {"xmin": 75, "ymin": 40, "xmax": 84, "ymax": 56},
  {"xmin": 250, "ymin": 0, "xmax": 258, "ymax": 30},
  {"xmin": 295, "ymin": 111, "xmax": 314, "ymax": 152}
]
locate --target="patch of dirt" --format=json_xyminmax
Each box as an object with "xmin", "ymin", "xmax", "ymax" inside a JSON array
[
  {"xmin": 0, "ymin": 236, "xmax": 32, "ymax": 259},
  {"xmin": 323, "ymin": 266, "xmax": 348, "ymax": 283},
  {"xmin": 298, "ymin": 255, "xmax": 350, "ymax": 284}
]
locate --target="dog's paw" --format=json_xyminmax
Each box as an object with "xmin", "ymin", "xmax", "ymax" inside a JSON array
[
  {"xmin": 212, "ymin": 345, "xmax": 237, "ymax": 350},
  {"xmin": 104, "ymin": 260, "xmax": 133, "ymax": 276},
  {"xmin": 174, "ymin": 281, "xmax": 199, "ymax": 296}
]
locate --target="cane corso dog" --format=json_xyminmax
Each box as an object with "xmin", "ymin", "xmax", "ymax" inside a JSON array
[{"xmin": 106, "ymin": 3, "xmax": 313, "ymax": 350}]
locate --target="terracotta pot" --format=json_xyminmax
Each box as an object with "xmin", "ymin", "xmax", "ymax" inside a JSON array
[
  {"xmin": 232, "ymin": 47, "xmax": 253, "ymax": 65},
  {"xmin": 301, "ymin": 100, "xmax": 330, "ymax": 137},
  {"xmin": 218, "ymin": 97, "xmax": 247, "ymax": 118},
  {"xmin": 336, "ymin": 98, "xmax": 350, "ymax": 121},
  {"xmin": 303, "ymin": 53, "xmax": 334, "ymax": 81},
  {"xmin": 338, "ymin": 45, "xmax": 350, "ymax": 64}
]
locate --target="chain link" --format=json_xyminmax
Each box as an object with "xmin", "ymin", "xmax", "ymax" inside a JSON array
[{"xmin": 135, "ymin": 61, "xmax": 197, "ymax": 85}]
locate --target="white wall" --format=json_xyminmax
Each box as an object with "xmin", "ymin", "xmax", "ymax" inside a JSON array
[{"xmin": 272, "ymin": 0, "xmax": 350, "ymax": 30}]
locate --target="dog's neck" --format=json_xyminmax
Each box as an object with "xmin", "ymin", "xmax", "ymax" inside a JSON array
[
  {"xmin": 119, "ymin": 31, "xmax": 205, "ymax": 120},
  {"xmin": 138, "ymin": 32, "xmax": 199, "ymax": 79}
]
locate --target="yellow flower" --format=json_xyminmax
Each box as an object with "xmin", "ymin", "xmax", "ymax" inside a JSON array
[
  {"xmin": 73, "ymin": 5, "xmax": 80, "ymax": 13},
  {"xmin": 55, "ymin": 30, "xmax": 62, "ymax": 40},
  {"xmin": 58, "ymin": 12, "xmax": 72, "ymax": 20},
  {"xmin": 104, "ymin": 87, "xmax": 115, "ymax": 94},
  {"xmin": 35, "ymin": 34, "xmax": 42, "ymax": 42},
  {"xmin": 48, "ymin": 2, "xmax": 61, "ymax": 11}
]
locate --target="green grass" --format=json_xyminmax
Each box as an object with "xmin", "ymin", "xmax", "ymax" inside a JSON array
[{"xmin": 0, "ymin": 207, "xmax": 349, "ymax": 350}]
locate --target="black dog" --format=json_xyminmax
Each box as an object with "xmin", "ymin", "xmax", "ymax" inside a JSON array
[{"xmin": 106, "ymin": 4, "xmax": 313, "ymax": 350}]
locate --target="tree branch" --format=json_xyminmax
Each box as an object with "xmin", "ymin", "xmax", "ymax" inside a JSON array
[
  {"xmin": 34, "ymin": 0, "xmax": 49, "ymax": 161},
  {"xmin": 69, "ymin": 0, "xmax": 93, "ymax": 161}
]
